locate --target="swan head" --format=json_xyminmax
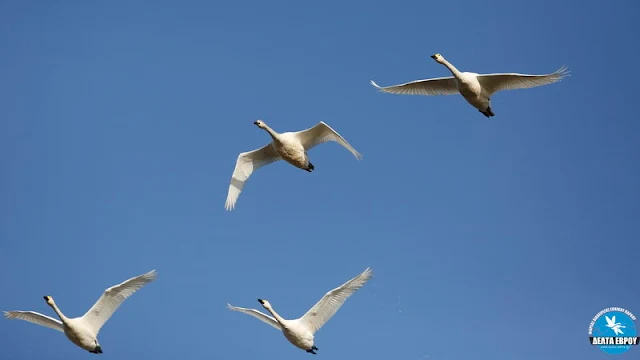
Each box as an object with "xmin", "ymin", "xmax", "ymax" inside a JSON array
[
  {"xmin": 253, "ymin": 120, "xmax": 267, "ymax": 129},
  {"xmin": 257, "ymin": 298, "xmax": 272, "ymax": 309},
  {"xmin": 43, "ymin": 296, "xmax": 55, "ymax": 307},
  {"xmin": 431, "ymin": 53, "xmax": 445, "ymax": 64}
]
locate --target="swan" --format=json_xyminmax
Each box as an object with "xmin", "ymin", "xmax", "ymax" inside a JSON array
[
  {"xmin": 224, "ymin": 120, "xmax": 363, "ymax": 211},
  {"xmin": 370, "ymin": 53, "xmax": 569, "ymax": 117},
  {"xmin": 227, "ymin": 267, "xmax": 372, "ymax": 354},
  {"xmin": 4, "ymin": 269, "xmax": 157, "ymax": 354}
]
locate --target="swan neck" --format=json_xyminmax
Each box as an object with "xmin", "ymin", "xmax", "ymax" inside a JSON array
[
  {"xmin": 265, "ymin": 306, "xmax": 287, "ymax": 325},
  {"xmin": 441, "ymin": 59, "xmax": 463, "ymax": 78},
  {"xmin": 262, "ymin": 125, "xmax": 279, "ymax": 140},
  {"xmin": 49, "ymin": 303, "xmax": 69, "ymax": 323}
]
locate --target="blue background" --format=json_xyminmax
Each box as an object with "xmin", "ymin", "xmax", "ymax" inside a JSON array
[{"xmin": 1, "ymin": 1, "xmax": 638, "ymax": 360}]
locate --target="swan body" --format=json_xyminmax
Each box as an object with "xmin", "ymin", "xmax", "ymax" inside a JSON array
[
  {"xmin": 227, "ymin": 267, "xmax": 372, "ymax": 354},
  {"xmin": 370, "ymin": 53, "xmax": 569, "ymax": 117},
  {"xmin": 224, "ymin": 120, "xmax": 363, "ymax": 211},
  {"xmin": 4, "ymin": 270, "xmax": 157, "ymax": 354}
]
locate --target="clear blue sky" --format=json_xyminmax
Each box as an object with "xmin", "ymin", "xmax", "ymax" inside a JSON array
[{"xmin": 1, "ymin": 1, "xmax": 638, "ymax": 359}]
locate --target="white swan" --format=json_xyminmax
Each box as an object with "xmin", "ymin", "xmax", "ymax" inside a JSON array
[
  {"xmin": 4, "ymin": 269, "xmax": 157, "ymax": 354},
  {"xmin": 370, "ymin": 53, "xmax": 569, "ymax": 117},
  {"xmin": 224, "ymin": 120, "xmax": 363, "ymax": 211},
  {"xmin": 227, "ymin": 267, "xmax": 372, "ymax": 354}
]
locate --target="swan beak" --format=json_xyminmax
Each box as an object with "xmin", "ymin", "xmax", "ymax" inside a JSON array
[
  {"xmin": 257, "ymin": 299, "xmax": 265, "ymax": 304},
  {"xmin": 43, "ymin": 296, "xmax": 51, "ymax": 302},
  {"xmin": 430, "ymin": 54, "xmax": 437, "ymax": 60}
]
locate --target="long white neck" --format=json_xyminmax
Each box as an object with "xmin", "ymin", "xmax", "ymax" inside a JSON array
[
  {"xmin": 261, "ymin": 124, "xmax": 279, "ymax": 141},
  {"xmin": 265, "ymin": 306, "xmax": 288, "ymax": 325},
  {"xmin": 440, "ymin": 58, "xmax": 463, "ymax": 78},
  {"xmin": 49, "ymin": 302, "xmax": 69, "ymax": 324}
]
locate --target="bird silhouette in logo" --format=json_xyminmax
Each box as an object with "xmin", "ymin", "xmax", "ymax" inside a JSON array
[{"xmin": 605, "ymin": 315, "xmax": 626, "ymax": 335}]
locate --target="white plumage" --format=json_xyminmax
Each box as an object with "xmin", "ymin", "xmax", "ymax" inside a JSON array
[
  {"xmin": 228, "ymin": 267, "xmax": 372, "ymax": 354},
  {"xmin": 225, "ymin": 120, "xmax": 362, "ymax": 211},
  {"xmin": 4, "ymin": 270, "xmax": 157, "ymax": 354},
  {"xmin": 371, "ymin": 53, "xmax": 569, "ymax": 117}
]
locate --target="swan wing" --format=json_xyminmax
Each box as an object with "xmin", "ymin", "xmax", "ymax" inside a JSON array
[
  {"xmin": 225, "ymin": 143, "xmax": 281, "ymax": 211},
  {"xmin": 4, "ymin": 310, "xmax": 64, "ymax": 332},
  {"xmin": 477, "ymin": 66, "xmax": 569, "ymax": 95},
  {"xmin": 81, "ymin": 270, "xmax": 157, "ymax": 335},
  {"xmin": 605, "ymin": 315, "xmax": 614, "ymax": 326},
  {"xmin": 292, "ymin": 122, "xmax": 362, "ymax": 160},
  {"xmin": 370, "ymin": 77, "xmax": 458, "ymax": 96},
  {"xmin": 299, "ymin": 267, "xmax": 372, "ymax": 334},
  {"xmin": 227, "ymin": 303, "xmax": 282, "ymax": 330}
]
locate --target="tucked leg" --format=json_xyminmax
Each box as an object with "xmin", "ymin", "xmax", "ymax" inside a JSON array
[
  {"xmin": 305, "ymin": 162, "xmax": 315, "ymax": 172},
  {"xmin": 479, "ymin": 106, "xmax": 495, "ymax": 118}
]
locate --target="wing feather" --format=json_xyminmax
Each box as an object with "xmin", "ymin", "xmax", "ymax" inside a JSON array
[
  {"xmin": 225, "ymin": 144, "xmax": 281, "ymax": 211},
  {"xmin": 81, "ymin": 269, "xmax": 157, "ymax": 335},
  {"xmin": 227, "ymin": 303, "xmax": 282, "ymax": 330},
  {"xmin": 292, "ymin": 122, "xmax": 362, "ymax": 160},
  {"xmin": 299, "ymin": 267, "xmax": 372, "ymax": 334},
  {"xmin": 370, "ymin": 77, "xmax": 459, "ymax": 96},
  {"xmin": 477, "ymin": 66, "xmax": 569, "ymax": 94},
  {"xmin": 4, "ymin": 310, "xmax": 64, "ymax": 332}
]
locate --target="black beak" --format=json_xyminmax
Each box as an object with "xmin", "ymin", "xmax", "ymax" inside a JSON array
[
  {"xmin": 43, "ymin": 296, "xmax": 48, "ymax": 301},
  {"xmin": 430, "ymin": 55, "xmax": 437, "ymax": 59},
  {"xmin": 258, "ymin": 299, "xmax": 264, "ymax": 304},
  {"xmin": 253, "ymin": 121, "xmax": 259, "ymax": 125}
]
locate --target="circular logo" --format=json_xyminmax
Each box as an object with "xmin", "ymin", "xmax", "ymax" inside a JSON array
[{"xmin": 589, "ymin": 307, "xmax": 638, "ymax": 355}]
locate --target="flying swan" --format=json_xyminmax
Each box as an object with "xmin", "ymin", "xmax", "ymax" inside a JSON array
[
  {"xmin": 370, "ymin": 53, "xmax": 569, "ymax": 117},
  {"xmin": 4, "ymin": 269, "xmax": 157, "ymax": 354},
  {"xmin": 225, "ymin": 120, "xmax": 363, "ymax": 211},
  {"xmin": 227, "ymin": 267, "xmax": 372, "ymax": 354}
]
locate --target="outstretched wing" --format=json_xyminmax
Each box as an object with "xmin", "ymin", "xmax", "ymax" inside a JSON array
[
  {"xmin": 81, "ymin": 270, "xmax": 157, "ymax": 335},
  {"xmin": 225, "ymin": 144, "xmax": 281, "ymax": 211},
  {"xmin": 299, "ymin": 267, "xmax": 372, "ymax": 334},
  {"xmin": 370, "ymin": 77, "xmax": 459, "ymax": 96},
  {"xmin": 227, "ymin": 303, "xmax": 282, "ymax": 330},
  {"xmin": 605, "ymin": 315, "xmax": 615, "ymax": 326},
  {"xmin": 4, "ymin": 310, "xmax": 64, "ymax": 332},
  {"xmin": 477, "ymin": 66, "xmax": 569, "ymax": 94},
  {"xmin": 292, "ymin": 122, "xmax": 362, "ymax": 160}
]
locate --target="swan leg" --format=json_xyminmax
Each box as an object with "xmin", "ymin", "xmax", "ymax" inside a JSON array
[
  {"xmin": 305, "ymin": 162, "xmax": 315, "ymax": 172},
  {"xmin": 89, "ymin": 341, "xmax": 103, "ymax": 354},
  {"xmin": 312, "ymin": 346, "xmax": 318, "ymax": 350},
  {"xmin": 479, "ymin": 106, "xmax": 495, "ymax": 118},
  {"xmin": 306, "ymin": 349, "xmax": 317, "ymax": 355}
]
